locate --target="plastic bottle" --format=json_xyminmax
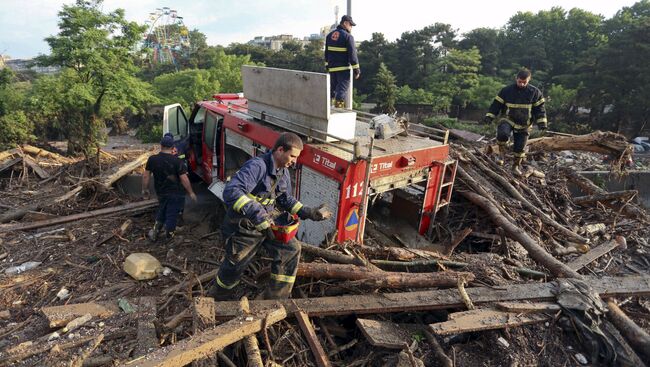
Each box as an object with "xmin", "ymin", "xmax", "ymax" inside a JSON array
[{"xmin": 5, "ymin": 261, "xmax": 42, "ymax": 275}]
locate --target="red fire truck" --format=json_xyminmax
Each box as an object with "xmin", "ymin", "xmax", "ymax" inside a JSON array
[{"xmin": 163, "ymin": 66, "xmax": 456, "ymax": 245}]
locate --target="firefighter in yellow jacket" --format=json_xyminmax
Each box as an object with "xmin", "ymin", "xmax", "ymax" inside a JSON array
[{"xmin": 483, "ymin": 69, "xmax": 547, "ymax": 175}]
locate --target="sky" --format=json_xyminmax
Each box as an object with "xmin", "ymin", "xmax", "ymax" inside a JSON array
[{"xmin": 0, "ymin": 0, "xmax": 640, "ymax": 59}]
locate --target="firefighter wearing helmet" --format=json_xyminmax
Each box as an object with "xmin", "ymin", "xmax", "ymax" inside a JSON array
[{"xmin": 209, "ymin": 133, "xmax": 332, "ymax": 300}]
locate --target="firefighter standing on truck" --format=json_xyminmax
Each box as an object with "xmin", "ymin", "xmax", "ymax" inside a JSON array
[
  {"xmin": 483, "ymin": 69, "xmax": 547, "ymax": 175},
  {"xmin": 325, "ymin": 15, "xmax": 360, "ymax": 109},
  {"xmin": 209, "ymin": 133, "xmax": 331, "ymax": 300}
]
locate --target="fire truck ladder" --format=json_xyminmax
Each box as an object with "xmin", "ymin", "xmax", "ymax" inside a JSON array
[{"xmin": 427, "ymin": 158, "xmax": 458, "ymax": 238}]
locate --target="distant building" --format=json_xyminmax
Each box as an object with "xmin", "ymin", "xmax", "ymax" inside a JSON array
[
  {"xmin": 1, "ymin": 57, "xmax": 60, "ymax": 75},
  {"xmin": 248, "ymin": 28, "xmax": 328, "ymax": 51}
]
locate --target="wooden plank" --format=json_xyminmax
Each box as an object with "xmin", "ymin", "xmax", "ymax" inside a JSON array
[
  {"xmin": 356, "ymin": 319, "xmax": 424, "ymax": 349},
  {"xmin": 23, "ymin": 155, "xmax": 49, "ymax": 179},
  {"xmin": 495, "ymin": 302, "xmax": 561, "ymax": 313},
  {"xmin": 295, "ymin": 310, "xmax": 332, "ymax": 367},
  {"xmin": 41, "ymin": 302, "xmax": 119, "ymax": 328},
  {"xmin": 0, "ymin": 157, "xmax": 22, "ymax": 174},
  {"xmin": 568, "ymin": 238, "xmax": 623, "ymax": 271},
  {"xmin": 100, "ymin": 151, "xmax": 152, "ymax": 189},
  {"xmin": 213, "ymin": 275, "xmax": 650, "ymax": 319},
  {"xmin": 0, "ymin": 199, "xmax": 158, "ymax": 233},
  {"xmin": 429, "ymin": 308, "xmax": 550, "ymax": 335},
  {"xmin": 134, "ymin": 297, "xmax": 158, "ymax": 358},
  {"xmin": 126, "ymin": 306, "xmax": 287, "ymax": 367},
  {"xmin": 192, "ymin": 297, "xmax": 218, "ymax": 367}
]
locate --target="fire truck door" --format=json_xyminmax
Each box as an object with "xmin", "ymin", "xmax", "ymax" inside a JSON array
[
  {"xmin": 201, "ymin": 111, "xmax": 222, "ymax": 183},
  {"xmin": 162, "ymin": 104, "xmax": 189, "ymax": 141}
]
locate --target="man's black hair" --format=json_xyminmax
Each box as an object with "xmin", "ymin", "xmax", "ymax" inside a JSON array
[
  {"xmin": 272, "ymin": 132, "xmax": 304, "ymax": 152},
  {"xmin": 517, "ymin": 69, "xmax": 531, "ymax": 79}
]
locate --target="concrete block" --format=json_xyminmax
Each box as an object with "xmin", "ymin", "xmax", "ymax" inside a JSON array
[{"xmin": 123, "ymin": 253, "xmax": 162, "ymax": 280}]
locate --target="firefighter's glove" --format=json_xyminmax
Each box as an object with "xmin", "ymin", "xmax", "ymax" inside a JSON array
[
  {"xmin": 255, "ymin": 220, "xmax": 275, "ymax": 241},
  {"xmin": 353, "ymin": 68, "xmax": 361, "ymax": 79},
  {"xmin": 538, "ymin": 124, "xmax": 547, "ymax": 131},
  {"xmin": 298, "ymin": 204, "xmax": 332, "ymax": 221},
  {"xmin": 482, "ymin": 116, "xmax": 493, "ymax": 125},
  {"xmin": 141, "ymin": 189, "xmax": 150, "ymax": 200}
]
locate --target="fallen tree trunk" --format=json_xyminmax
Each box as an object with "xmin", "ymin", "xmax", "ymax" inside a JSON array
[
  {"xmin": 213, "ymin": 275, "xmax": 650, "ymax": 319},
  {"xmin": 21, "ymin": 144, "xmax": 74, "ymax": 164},
  {"xmin": 572, "ymin": 190, "xmax": 638, "ymax": 206},
  {"xmin": 458, "ymin": 145, "xmax": 587, "ymax": 244},
  {"xmin": 0, "ymin": 186, "xmax": 83, "ymax": 224},
  {"xmin": 297, "ymin": 262, "xmax": 474, "ymax": 288},
  {"xmin": 606, "ymin": 300, "xmax": 650, "ymax": 362},
  {"xmin": 526, "ymin": 131, "xmax": 632, "ymax": 159},
  {"xmin": 99, "ymin": 151, "xmax": 152, "ymax": 190},
  {"xmin": 457, "ymin": 165, "xmax": 582, "ymax": 279},
  {"xmin": 0, "ymin": 198, "xmax": 157, "ymax": 232},
  {"xmin": 563, "ymin": 168, "xmax": 648, "ymax": 222},
  {"xmin": 354, "ymin": 243, "xmax": 448, "ymax": 261}
]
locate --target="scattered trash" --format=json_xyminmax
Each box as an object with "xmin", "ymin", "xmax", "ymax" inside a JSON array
[
  {"xmin": 161, "ymin": 267, "xmax": 172, "ymax": 276},
  {"xmin": 574, "ymin": 353, "xmax": 588, "ymax": 365},
  {"xmin": 62, "ymin": 313, "xmax": 92, "ymax": 334},
  {"xmin": 497, "ymin": 337, "xmax": 510, "ymax": 348},
  {"xmin": 56, "ymin": 287, "xmax": 70, "ymax": 300},
  {"xmin": 118, "ymin": 298, "xmax": 136, "ymax": 313},
  {"xmin": 5, "ymin": 261, "xmax": 42, "ymax": 275},
  {"xmin": 123, "ymin": 253, "xmax": 162, "ymax": 280}
]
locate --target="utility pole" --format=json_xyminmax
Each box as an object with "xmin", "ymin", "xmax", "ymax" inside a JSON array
[{"xmin": 347, "ymin": 0, "xmax": 352, "ymax": 17}]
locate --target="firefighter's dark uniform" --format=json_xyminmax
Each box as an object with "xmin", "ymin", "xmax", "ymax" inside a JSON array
[
  {"xmin": 325, "ymin": 25, "xmax": 360, "ymax": 107},
  {"xmin": 214, "ymin": 151, "xmax": 309, "ymax": 299},
  {"xmin": 485, "ymin": 83, "xmax": 547, "ymax": 164}
]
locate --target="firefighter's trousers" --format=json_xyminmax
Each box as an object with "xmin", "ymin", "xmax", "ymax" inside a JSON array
[
  {"xmin": 155, "ymin": 195, "xmax": 185, "ymax": 232},
  {"xmin": 215, "ymin": 216, "xmax": 301, "ymax": 299},
  {"xmin": 496, "ymin": 120, "xmax": 529, "ymax": 159},
  {"xmin": 329, "ymin": 70, "xmax": 351, "ymax": 103}
]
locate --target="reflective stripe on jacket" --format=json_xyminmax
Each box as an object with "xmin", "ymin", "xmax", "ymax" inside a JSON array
[
  {"xmin": 223, "ymin": 151, "xmax": 303, "ymax": 226},
  {"xmin": 486, "ymin": 83, "xmax": 547, "ymax": 129},
  {"xmin": 325, "ymin": 25, "xmax": 360, "ymax": 73}
]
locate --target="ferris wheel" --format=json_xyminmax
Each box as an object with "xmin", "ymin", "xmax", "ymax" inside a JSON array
[{"xmin": 143, "ymin": 7, "xmax": 190, "ymax": 65}]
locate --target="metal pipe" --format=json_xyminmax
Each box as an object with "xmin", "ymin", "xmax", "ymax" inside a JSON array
[{"xmin": 355, "ymin": 137, "xmax": 374, "ymax": 244}]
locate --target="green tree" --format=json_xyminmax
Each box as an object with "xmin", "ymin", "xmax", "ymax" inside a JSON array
[
  {"xmin": 36, "ymin": 0, "xmax": 155, "ymax": 156},
  {"xmin": 426, "ymin": 48, "xmax": 481, "ymax": 112},
  {"xmin": 153, "ymin": 69, "xmax": 219, "ymax": 110},
  {"xmin": 458, "ymin": 28, "xmax": 501, "ymax": 76},
  {"xmin": 357, "ymin": 33, "xmax": 393, "ymax": 95},
  {"xmin": 208, "ymin": 49, "xmax": 258, "ymax": 92},
  {"xmin": 466, "ymin": 75, "xmax": 505, "ymax": 110},
  {"xmin": 373, "ymin": 63, "xmax": 397, "ymax": 113},
  {"xmin": 586, "ymin": 0, "xmax": 650, "ymax": 133}
]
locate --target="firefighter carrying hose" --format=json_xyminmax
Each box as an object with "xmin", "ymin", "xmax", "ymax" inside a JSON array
[
  {"xmin": 483, "ymin": 69, "xmax": 547, "ymax": 175},
  {"xmin": 209, "ymin": 133, "xmax": 332, "ymax": 300},
  {"xmin": 325, "ymin": 15, "xmax": 360, "ymax": 109}
]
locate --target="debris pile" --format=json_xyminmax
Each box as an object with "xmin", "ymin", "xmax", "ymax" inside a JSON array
[{"xmin": 0, "ymin": 132, "xmax": 649, "ymax": 366}]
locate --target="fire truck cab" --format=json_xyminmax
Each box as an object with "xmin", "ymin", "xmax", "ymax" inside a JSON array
[{"xmin": 163, "ymin": 66, "xmax": 456, "ymax": 245}]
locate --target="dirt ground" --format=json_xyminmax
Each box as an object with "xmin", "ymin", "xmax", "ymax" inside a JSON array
[{"xmin": 0, "ymin": 134, "xmax": 649, "ymax": 366}]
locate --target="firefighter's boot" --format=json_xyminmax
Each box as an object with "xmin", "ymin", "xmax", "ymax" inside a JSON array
[
  {"xmin": 208, "ymin": 282, "xmax": 236, "ymax": 301},
  {"xmin": 512, "ymin": 157, "xmax": 524, "ymax": 176},
  {"xmin": 147, "ymin": 222, "xmax": 163, "ymax": 241},
  {"xmin": 496, "ymin": 142, "xmax": 508, "ymax": 165},
  {"xmin": 163, "ymin": 230, "xmax": 175, "ymax": 240},
  {"xmin": 335, "ymin": 100, "xmax": 346, "ymax": 109}
]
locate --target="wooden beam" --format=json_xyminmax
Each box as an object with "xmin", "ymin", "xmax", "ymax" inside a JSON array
[
  {"xmin": 568, "ymin": 237, "xmax": 624, "ymax": 271},
  {"xmin": 606, "ymin": 300, "xmax": 650, "ymax": 362},
  {"xmin": 295, "ymin": 310, "xmax": 332, "ymax": 367},
  {"xmin": 212, "ymin": 275, "xmax": 650, "ymax": 319},
  {"xmin": 22, "ymin": 155, "xmax": 49, "ymax": 179},
  {"xmin": 495, "ymin": 302, "xmax": 561, "ymax": 313},
  {"xmin": 429, "ymin": 308, "xmax": 549, "ymax": 335},
  {"xmin": 0, "ymin": 199, "xmax": 158, "ymax": 233},
  {"xmin": 126, "ymin": 305, "xmax": 287, "ymax": 367},
  {"xmin": 0, "ymin": 157, "xmax": 22, "ymax": 174},
  {"xmin": 191, "ymin": 297, "xmax": 218, "ymax": 367}
]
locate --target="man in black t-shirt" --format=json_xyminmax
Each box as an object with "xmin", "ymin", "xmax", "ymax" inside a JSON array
[{"xmin": 142, "ymin": 135, "xmax": 197, "ymax": 240}]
